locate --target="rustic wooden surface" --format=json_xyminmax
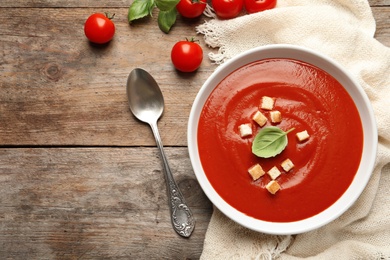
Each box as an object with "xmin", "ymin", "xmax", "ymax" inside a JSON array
[{"xmin": 0, "ymin": 1, "xmax": 389, "ymax": 259}]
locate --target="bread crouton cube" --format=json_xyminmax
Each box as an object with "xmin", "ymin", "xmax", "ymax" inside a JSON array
[
  {"xmin": 238, "ymin": 123, "xmax": 252, "ymax": 138},
  {"xmin": 252, "ymin": 111, "xmax": 267, "ymax": 127},
  {"xmin": 248, "ymin": 164, "xmax": 265, "ymax": 181},
  {"xmin": 266, "ymin": 180, "xmax": 281, "ymax": 195},
  {"xmin": 267, "ymin": 166, "xmax": 282, "ymax": 180},
  {"xmin": 296, "ymin": 130, "xmax": 310, "ymax": 142},
  {"xmin": 270, "ymin": 110, "xmax": 282, "ymax": 123},
  {"xmin": 261, "ymin": 96, "xmax": 275, "ymax": 110},
  {"xmin": 281, "ymin": 159, "xmax": 294, "ymax": 172}
]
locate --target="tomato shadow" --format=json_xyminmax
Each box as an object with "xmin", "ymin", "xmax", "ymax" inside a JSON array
[
  {"xmin": 173, "ymin": 69, "xmax": 200, "ymax": 79},
  {"xmin": 179, "ymin": 15, "xmax": 204, "ymax": 25},
  {"xmin": 87, "ymin": 41, "xmax": 112, "ymax": 49}
]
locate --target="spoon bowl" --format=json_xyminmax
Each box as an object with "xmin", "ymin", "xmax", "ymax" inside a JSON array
[
  {"xmin": 127, "ymin": 69, "xmax": 164, "ymax": 124},
  {"xmin": 126, "ymin": 68, "xmax": 195, "ymax": 238}
]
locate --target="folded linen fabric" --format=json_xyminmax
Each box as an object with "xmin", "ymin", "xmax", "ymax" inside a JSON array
[{"xmin": 196, "ymin": 0, "xmax": 390, "ymax": 259}]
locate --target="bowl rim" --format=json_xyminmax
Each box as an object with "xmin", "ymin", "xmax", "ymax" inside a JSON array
[{"xmin": 187, "ymin": 44, "xmax": 378, "ymax": 235}]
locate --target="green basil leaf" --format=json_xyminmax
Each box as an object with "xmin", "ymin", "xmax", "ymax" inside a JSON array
[
  {"xmin": 155, "ymin": 0, "xmax": 180, "ymax": 11},
  {"xmin": 128, "ymin": 0, "xmax": 156, "ymax": 22},
  {"xmin": 158, "ymin": 8, "xmax": 177, "ymax": 33},
  {"xmin": 252, "ymin": 127, "xmax": 295, "ymax": 158}
]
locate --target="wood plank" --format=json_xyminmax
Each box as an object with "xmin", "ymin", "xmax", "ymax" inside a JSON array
[
  {"xmin": 0, "ymin": 7, "xmax": 214, "ymax": 147},
  {"xmin": 1, "ymin": 5, "xmax": 389, "ymax": 147},
  {"xmin": 372, "ymin": 7, "xmax": 390, "ymax": 46},
  {"xmin": 370, "ymin": 0, "xmax": 390, "ymax": 6},
  {"xmin": 0, "ymin": 1, "xmax": 129, "ymax": 8},
  {"xmin": 0, "ymin": 147, "xmax": 212, "ymax": 259},
  {"xmin": 0, "ymin": 0, "xmax": 387, "ymax": 8}
]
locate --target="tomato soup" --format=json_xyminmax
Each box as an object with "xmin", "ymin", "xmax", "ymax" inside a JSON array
[{"xmin": 198, "ymin": 58, "xmax": 363, "ymax": 222}]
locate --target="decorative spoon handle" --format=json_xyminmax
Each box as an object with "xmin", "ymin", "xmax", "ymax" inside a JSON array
[{"xmin": 149, "ymin": 121, "xmax": 195, "ymax": 237}]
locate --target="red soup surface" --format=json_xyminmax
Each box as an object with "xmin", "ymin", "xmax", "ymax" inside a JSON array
[{"xmin": 198, "ymin": 58, "xmax": 363, "ymax": 222}]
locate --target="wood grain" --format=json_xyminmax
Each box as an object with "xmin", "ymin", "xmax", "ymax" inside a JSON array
[
  {"xmin": 0, "ymin": 1, "xmax": 389, "ymax": 259},
  {"xmin": 0, "ymin": 0, "xmax": 387, "ymax": 7},
  {"xmin": 0, "ymin": 7, "xmax": 214, "ymax": 147},
  {"xmin": 0, "ymin": 147, "xmax": 212, "ymax": 259},
  {"xmin": 372, "ymin": 7, "xmax": 390, "ymax": 46},
  {"xmin": 1, "ymin": 4, "xmax": 389, "ymax": 147}
]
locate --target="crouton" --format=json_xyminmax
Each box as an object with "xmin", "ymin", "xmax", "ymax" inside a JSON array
[
  {"xmin": 266, "ymin": 180, "xmax": 281, "ymax": 195},
  {"xmin": 252, "ymin": 111, "xmax": 267, "ymax": 127},
  {"xmin": 270, "ymin": 110, "xmax": 282, "ymax": 123},
  {"xmin": 281, "ymin": 158, "xmax": 294, "ymax": 172},
  {"xmin": 267, "ymin": 166, "xmax": 282, "ymax": 180},
  {"xmin": 248, "ymin": 164, "xmax": 265, "ymax": 181},
  {"xmin": 296, "ymin": 130, "xmax": 310, "ymax": 142},
  {"xmin": 238, "ymin": 123, "xmax": 252, "ymax": 138},
  {"xmin": 261, "ymin": 96, "xmax": 275, "ymax": 110}
]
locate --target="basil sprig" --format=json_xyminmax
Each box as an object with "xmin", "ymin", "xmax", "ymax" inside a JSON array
[
  {"xmin": 252, "ymin": 127, "xmax": 295, "ymax": 158},
  {"xmin": 128, "ymin": 0, "xmax": 180, "ymax": 33}
]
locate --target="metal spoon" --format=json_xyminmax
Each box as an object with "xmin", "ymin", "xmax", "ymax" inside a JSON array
[{"xmin": 126, "ymin": 68, "xmax": 195, "ymax": 238}]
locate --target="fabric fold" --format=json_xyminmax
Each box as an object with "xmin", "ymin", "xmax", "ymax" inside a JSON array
[{"xmin": 196, "ymin": 0, "xmax": 390, "ymax": 259}]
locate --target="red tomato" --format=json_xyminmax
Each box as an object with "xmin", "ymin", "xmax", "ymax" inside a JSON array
[
  {"xmin": 211, "ymin": 0, "xmax": 244, "ymax": 19},
  {"xmin": 244, "ymin": 0, "xmax": 276, "ymax": 14},
  {"xmin": 171, "ymin": 39, "xmax": 203, "ymax": 72},
  {"xmin": 176, "ymin": 0, "xmax": 207, "ymax": 18},
  {"xmin": 84, "ymin": 13, "xmax": 115, "ymax": 44}
]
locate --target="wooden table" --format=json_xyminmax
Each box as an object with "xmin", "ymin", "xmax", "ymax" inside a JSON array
[{"xmin": 0, "ymin": 1, "xmax": 389, "ymax": 259}]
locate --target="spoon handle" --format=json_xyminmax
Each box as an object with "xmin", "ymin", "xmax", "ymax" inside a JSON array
[{"xmin": 149, "ymin": 121, "xmax": 195, "ymax": 238}]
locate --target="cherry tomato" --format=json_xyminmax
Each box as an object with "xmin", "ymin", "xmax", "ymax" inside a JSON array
[
  {"xmin": 244, "ymin": 0, "xmax": 276, "ymax": 14},
  {"xmin": 171, "ymin": 39, "xmax": 203, "ymax": 72},
  {"xmin": 84, "ymin": 13, "xmax": 115, "ymax": 44},
  {"xmin": 176, "ymin": 0, "xmax": 207, "ymax": 18},
  {"xmin": 211, "ymin": 0, "xmax": 244, "ymax": 19}
]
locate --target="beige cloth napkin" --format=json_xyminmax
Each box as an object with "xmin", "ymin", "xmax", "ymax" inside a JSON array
[{"xmin": 196, "ymin": 0, "xmax": 390, "ymax": 259}]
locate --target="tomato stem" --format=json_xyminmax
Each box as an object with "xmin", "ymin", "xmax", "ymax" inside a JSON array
[
  {"xmin": 105, "ymin": 12, "xmax": 115, "ymax": 20},
  {"xmin": 186, "ymin": 37, "xmax": 200, "ymax": 43}
]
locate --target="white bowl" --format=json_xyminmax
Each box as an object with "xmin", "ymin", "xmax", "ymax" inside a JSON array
[{"xmin": 188, "ymin": 44, "xmax": 377, "ymax": 235}]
